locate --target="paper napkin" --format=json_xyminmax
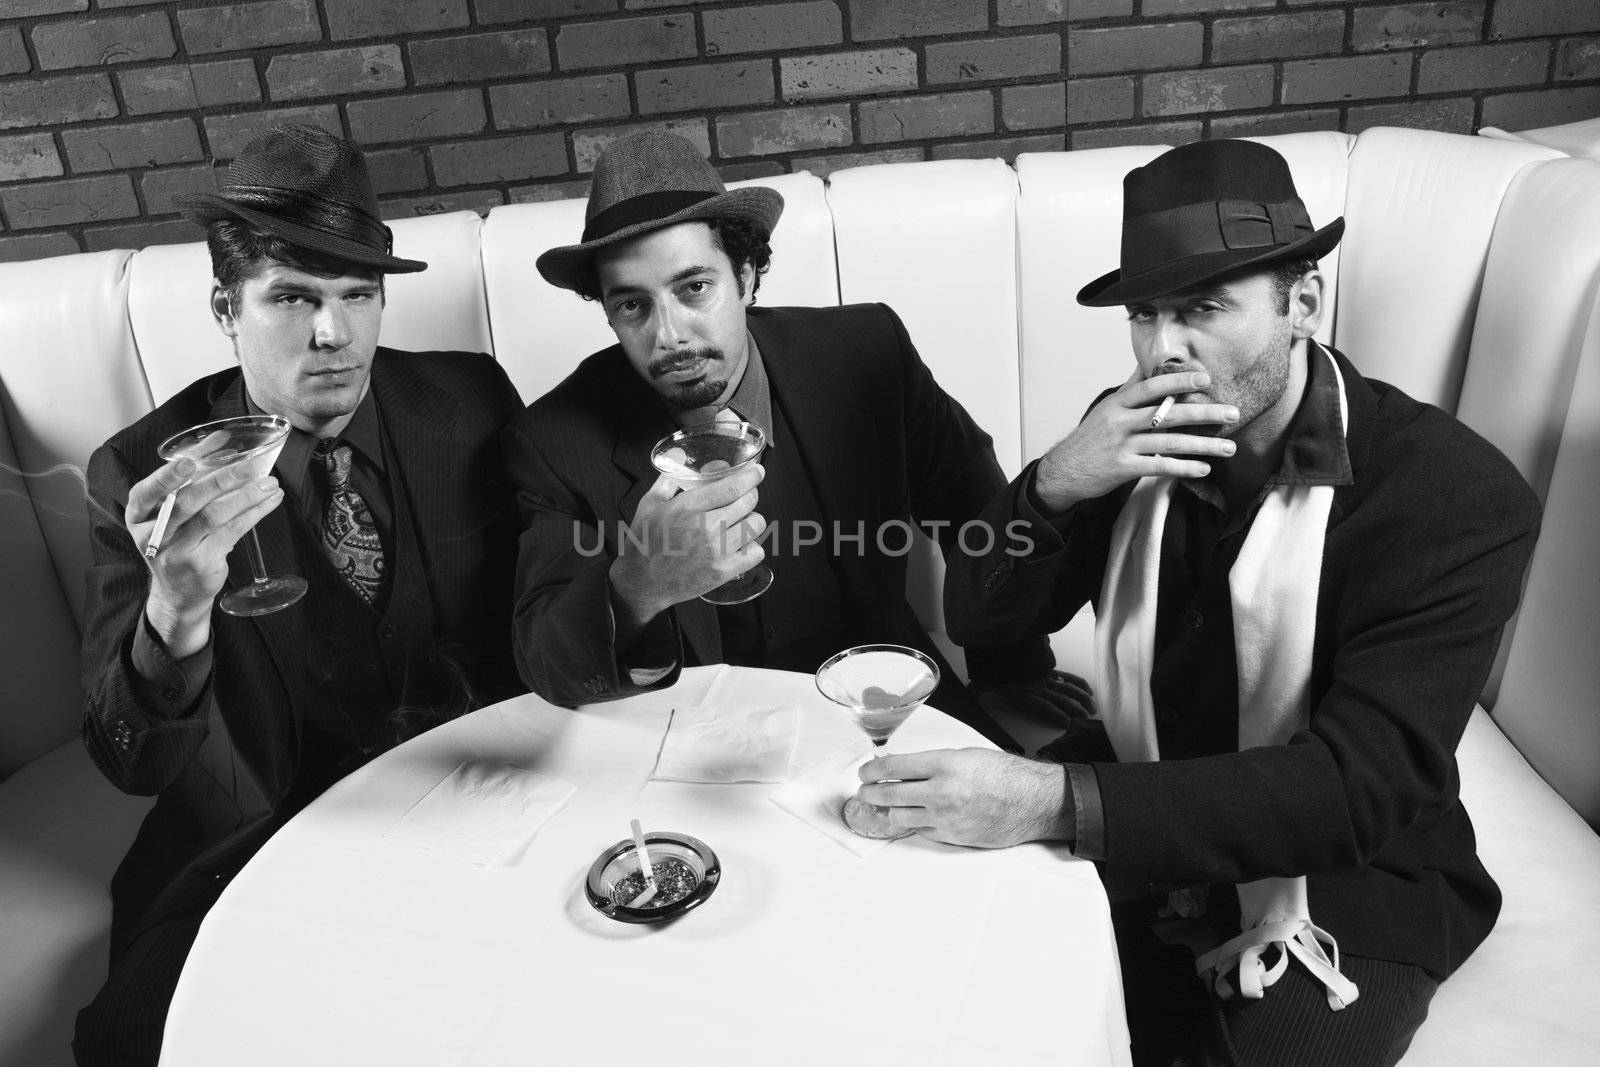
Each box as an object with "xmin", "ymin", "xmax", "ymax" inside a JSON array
[
  {"xmin": 383, "ymin": 760, "xmax": 576, "ymax": 866},
  {"xmin": 651, "ymin": 704, "xmax": 798, "ymax": 783},
  {"xmin": 769, "ymin": 741, "xmax": 894, "ymax": 857}
]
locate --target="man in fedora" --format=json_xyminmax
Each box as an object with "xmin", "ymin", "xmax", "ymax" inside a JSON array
[
  {"xmin": 504, "ymin": 130, "xmax": 1088, "ymax": 746},
  {"xmin": 883, "ymin": 139, "xmax": 1538, "ymax": 1064},
  {"xmin": 75, "ymin": 124, "xmax": 525, "ymax": 1066}
]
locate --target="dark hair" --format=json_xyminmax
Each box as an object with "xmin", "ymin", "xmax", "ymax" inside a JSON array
[
  {"xmin": 207, "ymin": 218, "xmax": 383, "ymax": 311},
  {"xmin": 1267, "ymin": 257, "xmax": 1319, "ymax": 315},
  {"xmin": 708, "ymin": 215, "xmax": 773, "ymax": 297},
  {"xmin": 573, "ymin": 216, "xmax": 774, "ymax": 302}
]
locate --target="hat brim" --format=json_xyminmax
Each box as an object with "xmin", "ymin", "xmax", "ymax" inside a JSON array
[
  {"xmin": 1076, "ymin": 218, "xmax": 1344, "ymax": 307},
  {"xmin": 536, "ymin": 187, "xmax": 785, "ymax": 293},
  {"xmin": 176, "ymin": 194, "xmax": 428, "ymax": 274}
]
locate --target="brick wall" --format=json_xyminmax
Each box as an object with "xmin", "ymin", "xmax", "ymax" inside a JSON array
[{"xmin": 2, "ymin": 0, "xmax": 1597, "ymax": 263}]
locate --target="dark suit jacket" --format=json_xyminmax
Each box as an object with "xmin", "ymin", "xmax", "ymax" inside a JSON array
[
  {"xmin": 503, "ymin": 303, "xmax": 1052, "ymax": 723},
  {"xmin": 81, "ymin": 349, "xmax": 525, "ymax": 952},
  {"xmin": 945, "ymin": 350, "xmax": 1541, "ymax": 979}
]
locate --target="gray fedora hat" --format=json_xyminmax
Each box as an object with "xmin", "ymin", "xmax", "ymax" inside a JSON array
[
  {"xmin": 536, "ymin": 131, "xmax": 784, "ymax": 293},
  {"xmin": 178, "ymin": 123, "xmax": 426, "ymax": 274}
]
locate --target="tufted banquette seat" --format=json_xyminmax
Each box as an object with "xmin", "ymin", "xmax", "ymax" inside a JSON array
[{"xmin": 2, "ymin": 127, "xmax": 1598, "ymax": 1065}]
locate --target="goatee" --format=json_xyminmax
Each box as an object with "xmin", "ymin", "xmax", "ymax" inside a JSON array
[{"xmin": 650, "ymin": 346, "xmax": 729, "ymax": 410}]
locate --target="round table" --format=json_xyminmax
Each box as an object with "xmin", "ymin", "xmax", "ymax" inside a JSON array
[{"xmin": 162, "ymin": 666, "xmax": 1130, "ymax": 1066}]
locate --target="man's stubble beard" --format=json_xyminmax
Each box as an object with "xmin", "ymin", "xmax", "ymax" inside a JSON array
[{"xmin": 1221, "ymin": 321, "xmax": 1296, "ymax": 437}]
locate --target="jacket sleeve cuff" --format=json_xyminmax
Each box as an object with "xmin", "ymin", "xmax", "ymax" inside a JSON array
[
  {"xmin": 1065, "ymin": 763, "xmax": 1106, "ymax": 860},
  {"xmin": 1016, "ymin": 460, "xmax": 1077, "ymax": 557},
  {"xmin": 611, "ymin": 601, "xmax": 680, "ymax": 688},
  {"xmin": 130, "ymin": 613, "xmax": 213, "ymax": 720}
]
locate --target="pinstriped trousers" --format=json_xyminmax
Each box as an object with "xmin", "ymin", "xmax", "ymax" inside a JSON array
[
  {"xmin": 73, "ymin": 911, "xmax": 205, "ymax": 1067},
  {"xmin": 1112, "ymin": 900, "xmax": 1438, "ymax": 1067}
]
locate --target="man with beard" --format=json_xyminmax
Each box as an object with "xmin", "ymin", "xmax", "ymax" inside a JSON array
[
  {"xmin": 889, "ymin": 140, "xmax": 1540, "ymax": 1065},
  {"xmin": 504, "ymin": 131, "xmax": 1085, "ymax": 745}
]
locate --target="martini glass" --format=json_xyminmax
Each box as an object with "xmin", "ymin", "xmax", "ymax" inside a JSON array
[
  {"xmin": 650, "ymin": 420, "xmax": 772, "ymax": 605},
  {"xmin": 815, "ymin": 643, "xmax": 940, "ymax": 840},
  {"xmin": 157, "ymin": 414, "xmax": 308, "ymax": 617}
]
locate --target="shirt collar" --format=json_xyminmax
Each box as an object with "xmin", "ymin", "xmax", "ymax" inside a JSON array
[
  {"xmin": 246, "ymin": 381, "xmax": 385, "ymax": 500},
  {"xmin": 1267, "ymin": 340, "xmax": 1351, "ymax": 489},
  {"xmin": 668, "ymin": 330, "xmax": 776, "ymax": 448}
]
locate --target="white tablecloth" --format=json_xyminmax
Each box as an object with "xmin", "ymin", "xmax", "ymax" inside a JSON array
[{"xmin": 162, "ymin": 666, "xmax": 1131, "ymax": 1066}]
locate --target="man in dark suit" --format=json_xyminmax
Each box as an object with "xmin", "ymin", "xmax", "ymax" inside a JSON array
[
  {"xmin": 889, "ymin": 140, "xmax": 1541, "ymax": 1065},
  {"xmin": 504, "ymin": 131, "xmax": 1087, "ymax": 750},
  {"xmin": 75, "ymin": 125, "xmax": 524, "ymax": 1067}
]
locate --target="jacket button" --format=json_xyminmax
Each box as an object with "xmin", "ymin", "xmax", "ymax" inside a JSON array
[
  {"xmin": 1183, "ymin": 609, "xmax": 1204, "ymax": 629},
  {"xmin": 1139, "ymin": 881, "xmax": 1158, "ymax": 895},
  {"xmin": 380, "ymin": 623, "xmax": 397, "ymax": 639},
  {"xmin": 162, "ymin": 687, "xmax": 179, "ymax": 702}
]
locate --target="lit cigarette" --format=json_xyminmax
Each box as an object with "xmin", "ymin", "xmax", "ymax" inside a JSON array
[
  {"xmin": 1149, "ymin": 396, "xmax": 1176, "ymax": 429},
  {"xmin": 143, "ymin": 491, "xmax": 178, "ymax": 560}
]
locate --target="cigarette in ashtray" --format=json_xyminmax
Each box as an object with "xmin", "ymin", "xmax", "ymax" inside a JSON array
[
  {"xmin": 143, "ymin": 491, "xmax": 179, "ymax": 560},
  {"xmin": 629, "ymin": 818, "xmax": 658, "ymax": 907},
  {"xmin": 1149, "ymin": 396, "xmax": 1175, "ymax": 429}
]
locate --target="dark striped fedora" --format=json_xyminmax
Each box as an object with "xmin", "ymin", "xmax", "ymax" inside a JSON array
[{"xmin": 178, "ymin": 123, "xmax": 426, "ymax": 274}]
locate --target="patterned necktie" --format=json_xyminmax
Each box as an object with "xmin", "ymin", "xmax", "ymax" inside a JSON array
[{"xmin": 312, "ymin": 439, "xmax": 386, "ymax": 606}]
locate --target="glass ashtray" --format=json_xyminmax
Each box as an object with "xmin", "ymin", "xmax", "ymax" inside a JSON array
[{"xmin": 584, "ymin": 831, "xmax": 720, "ymax": 924}]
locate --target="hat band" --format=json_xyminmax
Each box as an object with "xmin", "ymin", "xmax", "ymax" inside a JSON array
[
  {"xmin": 1121, "ymin": 198, "xmax": 1313, "ymax": 277},
  {"xmin": 224, "ymin": 184, "xmax": 393, "ymax": 253},
  {"xmin": 582, "ymin": 190, "xmax": 719, "ymax": 243}
]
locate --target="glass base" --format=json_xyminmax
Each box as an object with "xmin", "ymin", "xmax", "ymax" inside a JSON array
[
  {"xmin": 700, "ymin": 565, "xmax": 773, "ymax": 606},
  {"xmin": 840, "ymin": 796, "xmax": 914, "ymax": 840},
  {"xmin": 220, "ymin": 575, "xmax": 308, "ymax": 617}
]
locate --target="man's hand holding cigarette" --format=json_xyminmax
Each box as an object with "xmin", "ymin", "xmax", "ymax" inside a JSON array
[
  {"xmin": 1030, "ymin": 370, "xmax": 1240, "ymax": 515},
  {"xmin": 127, "ymin": 453, "xmax": 284, "ymax": 659}
]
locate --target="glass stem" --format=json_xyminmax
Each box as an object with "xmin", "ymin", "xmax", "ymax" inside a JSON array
[
  {"xmin": 243, "ymin": 528, "xmax": 272, "ymax": 586},
  {"xmin": 869, "ymin": 738, "xmax": 889, "ymax": 810}
]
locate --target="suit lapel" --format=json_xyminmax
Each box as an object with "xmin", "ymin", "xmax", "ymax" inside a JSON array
[
  {"xmin": 369, "ymin": 348, "xmax": 462, "ymax": 582},
  {"xmin": 749, "ymin": 310, "xmax": 883, "ymax": 605},
  {"xmin": 609, "ymin": 350, "xmax": 672, "ymax": 523}
]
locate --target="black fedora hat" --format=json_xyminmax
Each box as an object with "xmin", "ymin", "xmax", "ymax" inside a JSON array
[
  {"xmin": 1077, "ymin": 138, "xmax": 1342, "ymax": 307},
  {"xmin": 178, "ymin": 123, "xmax": 426, "ymax": 274},
  {"xmin": 537, "ymin": 131, "xmax": 784, "ymax": 293}
]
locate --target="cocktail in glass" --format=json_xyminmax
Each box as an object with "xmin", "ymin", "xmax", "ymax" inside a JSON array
[
  {"xmin": 157, "ymin": 414, "xmax": 307, "ymax": 617},
  {"xmin": 815, "ymin": 643, "xmax": 940, "ymax": 840},
  {"xmin": 650, "ymin": 420, "xmax": 771, "ymax": 605}
]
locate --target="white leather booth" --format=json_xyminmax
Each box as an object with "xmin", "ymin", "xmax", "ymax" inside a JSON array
[
  {"xmin": 1481, "ymin": 114, "xmax": 1600, "ymax": 160},
  {"xmin": 2, "ymin": 127, "xmax": 1598, "ymax": 1065}
]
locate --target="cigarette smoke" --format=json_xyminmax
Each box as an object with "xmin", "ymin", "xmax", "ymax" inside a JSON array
[{"xmin": 0, "ymin": 459, "xmax": 122, "ymax": 527}]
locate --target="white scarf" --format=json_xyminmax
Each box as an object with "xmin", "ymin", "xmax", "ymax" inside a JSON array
[{"xmin": 1093, "ymin": 345, "xmax": 1359, "ymax": 1011}]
